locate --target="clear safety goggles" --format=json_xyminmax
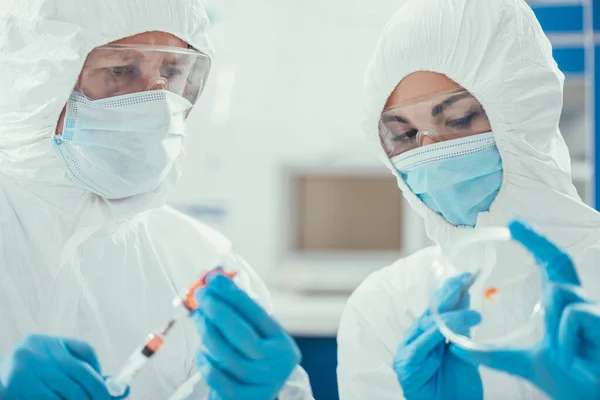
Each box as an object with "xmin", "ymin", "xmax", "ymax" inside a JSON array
[
  {"xmin": 379, "ymin": 88, "xmax": 491, "ymax": 158},
  {"xmin": 75, "ymin": 44, "xmax": 211, "ymax": 104}
]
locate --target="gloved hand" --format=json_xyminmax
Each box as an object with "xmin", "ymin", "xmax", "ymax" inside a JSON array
[
  {"xmin": 0, "ymin": 334, "xmax": 125, "ymax": 399},
  {"xmin": 192, "ymin": 273, "xmax": 301, "ymax": 400},
  {"xmin": 451, "ymin": 220, "xmax": 600, "ymax": 400},
  {"xmin": 394, "ymin": 273, "xmax": 483, "ymax": 400}
]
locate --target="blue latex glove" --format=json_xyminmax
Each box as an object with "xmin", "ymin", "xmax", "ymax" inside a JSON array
[
  {"xmin": 0, "ymin": 334, "xmax": 126, "ymax": 399},
  {"xmin": 394, "ymin": 273, "xmax": 483, "ymax": 400},
  {"xmin": 451, "ymin": 220, "xmax": 600, "ymax": 400},
  {"xmin": 192, "ymin": 274, "xmax": 301, "ymax": 400}
]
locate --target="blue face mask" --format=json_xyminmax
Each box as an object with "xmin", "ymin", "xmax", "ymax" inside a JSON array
[{"xmin": 391, "ymin": 132, "xmax": 503, "ymax": 227}]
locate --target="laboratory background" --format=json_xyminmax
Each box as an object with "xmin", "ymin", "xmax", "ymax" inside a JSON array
[{"xmin": 167, "ymin": 1, "xmax": 598, "ymax": 399}]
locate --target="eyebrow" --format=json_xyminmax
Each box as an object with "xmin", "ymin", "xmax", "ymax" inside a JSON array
[
  {"xmin": 381, "ymin": 114, "xmax": 410, "ymax": 124},
  {"xmin": 162, "ymin": 54, "xmax": 187, "ymax": 66},
  {"xmin": 431, "ymin": 92, "xmax": 473, "ymax": 117},
  {"xmin": 100, "ymin": 50, "xmax": 146, "ymax": 62}
]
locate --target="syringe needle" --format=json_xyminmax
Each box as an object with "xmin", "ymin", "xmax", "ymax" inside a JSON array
[{"xmin": 161, "ymin": 319, "xmax": 177, "ymax": 336}]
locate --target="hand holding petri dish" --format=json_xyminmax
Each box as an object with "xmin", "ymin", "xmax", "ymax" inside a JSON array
[{"xmin": 429, "ymin": 227, "xmax": 544, "ymax": 350}]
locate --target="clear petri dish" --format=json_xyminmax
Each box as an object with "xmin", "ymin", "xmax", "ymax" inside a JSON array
[{"xmin": 429, "ymin": 227, "xmax": 544, "ymax": 350}]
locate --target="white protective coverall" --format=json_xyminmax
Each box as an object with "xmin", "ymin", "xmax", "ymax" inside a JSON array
[
  {"xmin": 337, "ymin": 0, "xmax": 600, "ymax": 399},
  {"xmin": 0, "ymin": 0, "xmax": 311, "ymax": 399}
]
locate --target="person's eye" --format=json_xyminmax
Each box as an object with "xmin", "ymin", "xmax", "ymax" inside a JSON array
[
  {"xmin": 107, "ymin": 66, "xmax": 136, "ymax": 77},
  {"xmin": 391, "ymin": 129, "xmax": 418, "ymax": 142},
  {"xmin": 447, "ymin": 112, "xmax": 479, "ymax": 129},
  {"xmin": 162, "ymin": 67, "xmax": 183, "ymax": 78}
]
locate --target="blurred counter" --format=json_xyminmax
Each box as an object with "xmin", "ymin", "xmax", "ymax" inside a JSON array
[{"xmin": 270, "ymin": 290, "xmax": 350, "ymax": 336}]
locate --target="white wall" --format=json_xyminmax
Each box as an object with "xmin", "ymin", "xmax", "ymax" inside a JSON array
[
  {"xmin": 168, "ymin": 0, "xmax": 408, "ymax": 280},
  {"xmin": 168, "ymin": 0, "xmax": 592, "ymax": 282}
]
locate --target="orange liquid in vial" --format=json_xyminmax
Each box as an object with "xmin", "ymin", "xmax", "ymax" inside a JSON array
[
  {"xmin": 183, "ymin": 269, "xmax": 238, "ymax": 311},
  {"xmin": 484, "ymin": 287, "xmax": 499, "ymax": 302}
]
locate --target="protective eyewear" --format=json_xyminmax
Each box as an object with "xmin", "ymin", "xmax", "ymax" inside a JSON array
[
  {"xmin": 75, "ymin": 44, "xmax": 211, "ymax": 104},
  {"xmin": 379, "ymin": 88, "xmax": 491, "ymax": 158}
]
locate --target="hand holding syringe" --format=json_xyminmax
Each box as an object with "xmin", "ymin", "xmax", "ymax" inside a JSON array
[{"xmin": 105, "ymin": 266, "xmax": 237, "ymax": 397}]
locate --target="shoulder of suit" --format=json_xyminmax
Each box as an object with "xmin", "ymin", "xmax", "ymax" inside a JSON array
[
  {"xmin": 145, "ymin": 205, "xmax": 232, "ymax": 253},
  {"xmin": 350, "ymin": 245, "xmax": 439, "ymax": 298},
  {"xmin": 345, "ymin": 245, "xmax": 440, "ymax": 319}
]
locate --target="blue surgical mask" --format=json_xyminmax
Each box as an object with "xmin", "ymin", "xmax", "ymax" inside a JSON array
[
  {"xmin": 391, "ymin": 132, "xmax": 503, "ymax": 227},
  {"xmin": 51, "ymin": 90, "xmax": 192, "ymax": 200}
]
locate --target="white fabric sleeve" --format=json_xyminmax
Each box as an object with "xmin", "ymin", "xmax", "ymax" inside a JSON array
[
  {"xmin": 336, "ymin": 277, "xmax": 412, "ymax": 400},
  {"xmin": 278, "ymin": 364, "xmax": 314, "ymax": 400},
  {"xmin": 233, "ymin": 255, "xmax": 314, "ymax": 399}
]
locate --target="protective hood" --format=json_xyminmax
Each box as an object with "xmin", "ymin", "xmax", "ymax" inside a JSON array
[
  {"xmin": 0, "ymin": 2, "xmax": 315, "ymax": 398},
  {"xmin": 338, "ymin": 3, "xmax": 600, "ymax": 397},
  {"xmin": 363, "ymin": 0, "xmax": 600, "ymax": 255},
  {"xmin": 0, "ymin": 0, "xmax": 214, "ymax": 220}
]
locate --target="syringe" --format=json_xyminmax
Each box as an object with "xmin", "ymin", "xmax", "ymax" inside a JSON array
[
  {"xmin": 106, "ymin": 267, "xmax": 238, "ymax": 397},
  {"xmin": 167, "ymin": 371, "xmax": 203, "ymax": 400}
]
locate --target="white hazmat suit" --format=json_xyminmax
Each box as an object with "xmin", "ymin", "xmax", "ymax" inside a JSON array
[
  {"xmin": 337, "ymin": 0, "xmax": 600, "ymax": 399},
  {"xmin": 0, "ymin": 0, "xmax": 311, "ymax": 398}
]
